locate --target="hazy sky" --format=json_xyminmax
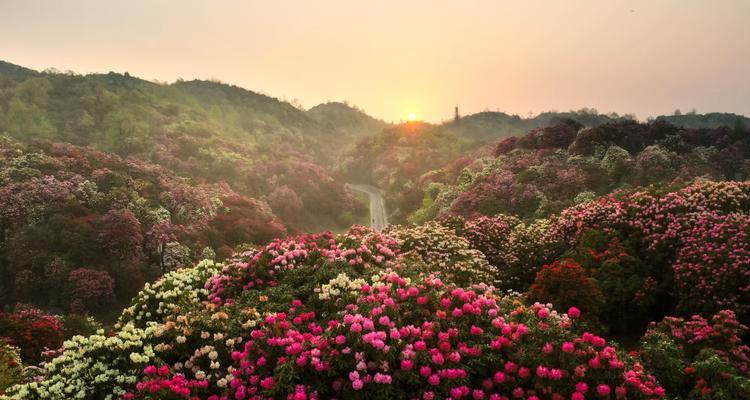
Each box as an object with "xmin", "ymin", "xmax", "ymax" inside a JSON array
[{"xmin": 1, "ymin": 0, "xmax": 749, "ymax": 122}]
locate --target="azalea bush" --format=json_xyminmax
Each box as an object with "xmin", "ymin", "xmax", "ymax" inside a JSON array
[
  {"xmin": 67, "ymin": 268, "xmax": 116, "ymax": 314},
  {"xmin": 461, "ymin": 214, "xmax": 521, "ymax": 267},
  {"xmin": 385, "ymin": 222, "xmax": 498, "ymax": 286},
  {"xmin": 561, "ymin": 230, "xmax": 661, "ymax": 333},
  {"xmin": 0, "ymin": 309, "xmax": 64, "ymax": 365},
  {"xmin": 4, "ymin": 324, "xmax": 158, "ymax": 399},
  {"xmin": 671, "ymin": 212, "xmax": 750, "ymax": 317},
  {"xmin": 491, "ymin": 219, "xmax": 565, "ymax": 292},
  {"xmin": 206, "ymin": 226, "xmax": 400, "ymax": 307},
  {"xmin": 118, "ymin": 259, "xmax": 222, "ymax": 328},
  {"xmin": 640, "ymin": 310, "xmax": 750, "ymax": 399},
  {"xmin": 529, "ymin": 259, "xmax": 605, "ymax": 321}
]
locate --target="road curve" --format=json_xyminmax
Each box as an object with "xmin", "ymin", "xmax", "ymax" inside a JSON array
[{"xmin": 347, "ymin": 184, "xmax": 388, "ymax": 231}]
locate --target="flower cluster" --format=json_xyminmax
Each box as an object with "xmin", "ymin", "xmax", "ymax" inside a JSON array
[
  {"xmin": 318, "ymin": 273, "xmax": 368, "ymax": 301},
  {"xmin": 3, "ymin": 325, "xmax": 158, "ymax": 400},
  {"xmin": 206, "ymin": 226, "xmax": 400, "ymax": 306},
  {"xmin": 118, "ymin": 259, "xmax": 222, "ymax": 328},
  {"xmin": 640, "ymin": 310, "xmax": 750, "ymax": 399},
  {"xmin": 125, "ymin": 269, "xmax": 664, "ymax": 400},
  {"xmin": 385, "ymin": 222, "xmax": 498, "ymax": 286},
  {"xmin": 0, "ymin": 309, "xmax": 64, "ymax": 365}
]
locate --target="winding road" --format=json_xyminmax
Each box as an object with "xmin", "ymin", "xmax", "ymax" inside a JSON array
[{"xmin": 347, "ymin": 184, "xmax": 388, "ymax": 231}]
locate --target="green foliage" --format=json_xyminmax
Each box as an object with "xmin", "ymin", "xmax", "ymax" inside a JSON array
[
  {"xmin": 0, "ymin": 341, "xmax": 23, "ymax": 394},
  {"xmin": 60, "ymin": 314, "xmax": 103, "ymax": 338},
  {"xmin": 640, "ymin": 332, "xmax": 690, "ymax": 395}
]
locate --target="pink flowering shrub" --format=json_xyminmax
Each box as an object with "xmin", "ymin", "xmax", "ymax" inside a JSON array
[
  {"xmin": 67, "ymin": 268, "xmax": 116, "ymax": 314},
  {"xmin": 462, "ymin": 215, "xmax": 521, "ymax": 267},
  {"xmin": 640, "ymin": 310, "xmax": 750, "ymax": 398},
  {"xmin": 671, "ymin": 213, "xmax": 750, "ymax": 316},
  {"xmin": 126, "ymin": 268, "xmax": 664, "ymax": 400},
  {"xmin": 207, "ymin": 226, "xmax": 400, "ymax": 307},
  {"xmin": 552, "ymin": 181, "xmax": 750, "ymax": 321},
  {"xmin": 451, "ymin": 170, "xmax": 543, "ymax": 219}
]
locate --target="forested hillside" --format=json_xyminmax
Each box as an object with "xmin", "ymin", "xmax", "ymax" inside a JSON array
[
  {"xmin": 340, "ymin": 111, "xmax": 632, "ymax": 222},
  {"xmin": 407, "ymin": 118, "xmax": 750, "ymax": 223},
  {"xmin": 0, "ymin": 61, "xmax": 383, "ymax": 231},
  {"xmin": 0, "ymin": 61, "xmax": 380, "ymax": 321}
]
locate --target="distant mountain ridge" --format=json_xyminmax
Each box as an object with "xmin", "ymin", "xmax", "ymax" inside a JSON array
[{"xmin": 0, "ymin": 60, "xmax": 386, "ymax": 162}]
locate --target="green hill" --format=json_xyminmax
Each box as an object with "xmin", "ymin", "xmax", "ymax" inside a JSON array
[
  {"xmin": 0, "ymin": 61, "xmax": 375, "ymax": 232},
  {"xmin": 307, "ymin": 101, "xmax": 391, "ymax": 150}
]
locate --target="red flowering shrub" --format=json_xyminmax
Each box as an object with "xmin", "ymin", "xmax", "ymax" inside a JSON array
[
  {"xmin": 67, "ymin": 268, "xmax": 116, "ymax": 314},
  {"xmin": 640, "ymin": 310, "xmax": 750, "ymax": 399},
  {"xmin": 0, "ymin": 309, "xmax": 64, "ymax": 364},
  {"xmin": 97, "ymin": 208, "xmax": 145, "ymax": 262},
  {"xmin": 529, "ymin": 259, "xmax": 605, "ymax": 319}
]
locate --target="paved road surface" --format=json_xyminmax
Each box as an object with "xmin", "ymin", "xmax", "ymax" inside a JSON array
[{"xmin": 347, "ymin": 184, "xmax": 388, "ymax": 231}]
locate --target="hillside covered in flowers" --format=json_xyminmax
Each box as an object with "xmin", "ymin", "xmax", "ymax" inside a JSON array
[
  {"xmin": 2, "ymin": 60, "xmax": 750, "ymax": 400},
  {"xmin": 3, "ymin": 180, "xmax": 750, "ymax": 399},
  {"xmin": 349, "ymin": 115, "xmax": 750, "ymax": 224}
]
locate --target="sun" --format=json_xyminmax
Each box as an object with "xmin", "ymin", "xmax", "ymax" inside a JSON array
[{"xmin": 407, "ymin": 113, "xmax": 416, "ymax": 122}]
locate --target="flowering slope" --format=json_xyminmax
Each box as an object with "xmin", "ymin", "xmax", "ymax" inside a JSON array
[{"xmin": 3, "ymin": 226, "xmax": 666, "ymax": 400}]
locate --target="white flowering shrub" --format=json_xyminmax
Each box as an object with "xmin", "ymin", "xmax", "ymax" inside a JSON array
[
  {"xmin": 118, "ymin": 259, "xmax": 221, "ymax": 328},
  {"xmin": 317, "ymin": 272, "xmax": 368, "ymax": 301},
  {"xmin": 162, "ymin": 242, "xmax": 193, "ymax": 272},
  {"xmin": 385, "ymin": 222, "xmax": 498, "ymax": 286},
  {"xmin": 3, "ymin": 325, "xmax": 157, "ymax": 400}
]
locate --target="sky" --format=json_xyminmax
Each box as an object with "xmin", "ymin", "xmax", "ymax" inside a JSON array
[{"xmin": 1, "ymin": 0, "xmax": 749, "ymax": 123}]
